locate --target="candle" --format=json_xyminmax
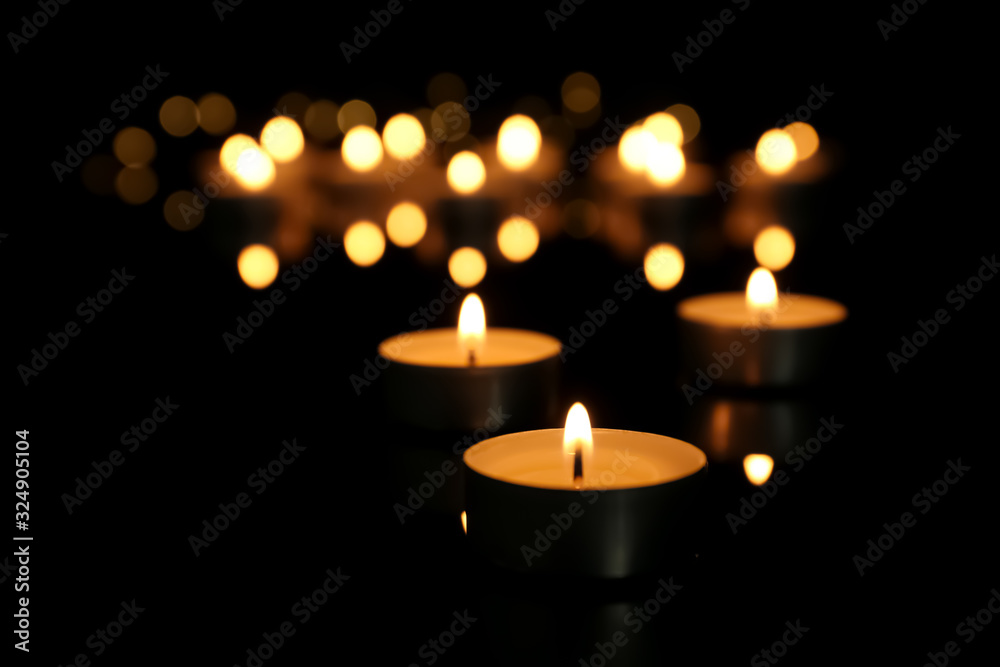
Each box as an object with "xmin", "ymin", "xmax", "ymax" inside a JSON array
[
  {"xmin": 463, "ymin": 403, "xmax": 707, "ymax": 577},
  {"xmin": 676, "ymin": 267, "xmax": 847, "ymax": 387},
  {"xmin": 379, "ymin": 294, "xmax": 561, "ymax": 432}
]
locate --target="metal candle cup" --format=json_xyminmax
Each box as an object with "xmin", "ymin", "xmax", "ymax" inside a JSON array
[{"xmin": 463, "ymin": 428, "xmax": 707, "ymax": 578}]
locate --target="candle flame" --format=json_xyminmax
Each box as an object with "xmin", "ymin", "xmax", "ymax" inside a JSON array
[
  {"xmin": 563, "ymin": 402, "xmax": 593, "ymax": 485},
  {"xmin": 746, "ymin": 267, "xmax": 778, "ymax": 311},
  {"xmin": 458, "ymin": 293, "xmax": 486, "ymax": 363},
  {"xmin": 460, "ymin": 511, "xmax": 468, "ymax": 534},
  {"xmin": 743, "ymin": 454, "xmax": 774, "ymax": 486}
]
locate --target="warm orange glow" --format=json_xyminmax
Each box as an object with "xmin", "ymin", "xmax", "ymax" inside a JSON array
[
  {"xmin": 563, "ymin": 402, "xmax": 594, "ymax": 485},
  {"xmin": 643, "ymin": 112, "xmax": 683, "ymax": 146},
  {"xmin": 497, "ymin": 115, "xmax": 542, "ymax": 171},
  {"xmin": 754, "ymin": 225, "xmax": 796, "ymax": 271},
  {"xmin": 561, "ymin": 72, "xmax": 600, "ymax": 113},
  {"xmin": 113, "ymin": 127, "xmax": 156, "ymax": 167},
  {"xmin": 237, "ymin": 244, "xmax": 280, "ymax": 289},
  {"xmin": 746, "ymin": 267, "xmax": 779, "ymax": 311},
  {"xmin": 260, "ymin": 116, "xmax": 305, "ymax": 163},
  {"xmin": 644, "ymin": 244, "xmax": 685, "ymax": 290},
  {"xmin": 665, "ymin": 104, "xmax": 700, "ymax": 144},
  {"xmin": 304, "ymin": 99, "xmax": 341, "ymax": 141},
  {"xmin": 115, "ymin": 166, "xmax": 157, "ymax": 204},
  {"xmin": 785, "ymin": 122, "xmax": 819, "ymax": 161},
  {"xmin": 342, "ymin": 126, "xmax": 383, "ymax": 172},
  {"xmin": 344, "ymin": 221, "xmax": 385, "ymax": 267},
  {"xmin": 448, "ymin": 247, "xmax": 487, "ymax": 287},
  {"xmin": 382, "ymin": 113, "xmax": 426, "ymax": 160},
  {"xmin": 197, "ymin": 93, "xmax": 236, "ymax": 135},
  {"xmin": 646, "ymin": 142, "xmax": 686, "ymax": 186},
  {"xmin": 386, "ymin": 202, "xmax": 427, "ymax": 247},
  {"xmin": 497, "ymin": 216, "xmax": 539, "ymax": 262},
  {"xmin": 460, "ymin": 510, "xmax": 468, "ymax": 534},
  {"xmin": 337, "ymin": 99, "xmax": 376, "ymax": 132},
  {"xmin": 458, "ymin": 293, "xmax": 486, "ymax": 363},
  {"xmin": 220, "ymin": 134, "xmax": 257, "ymax": 174},
  {"xmin": 756, "ymin": 129, "xmax": 798, "ymax": 176},
  {"xmin": 446, "ymin": 151, "xmax": 486, "ymax": 194},
  {"xmin": 232, "ymin": 146, "xmax": 276, "ymax": 191},
  {"xmin": 744, "ymin": 454, "xmax": 774, "ymax": 486},
  {"xmin": 618, "ymin": 126, "xmax": 655, "ymax": 174},
  {"xmin": 159, "ymin": 96, "xmax": 199, "ymax": 137}
]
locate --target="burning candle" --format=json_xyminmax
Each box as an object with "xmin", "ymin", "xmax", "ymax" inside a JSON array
[
  {"xmin": 379, "ymin": 294, "xmax": 561, "ymax": 432},
  {"xmin": 676, "ymin": 267, "xmax": 847, "ymax": 387},
  {"xmin": 463, "ymin": 403, "xmax": 707, "ymax": 577}
]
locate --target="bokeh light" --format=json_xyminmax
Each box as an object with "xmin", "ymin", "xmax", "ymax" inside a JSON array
[
  {"xmin": 753, "ymin": 225, "xmax": 796, "ymax": 271},
  {"xmin": 237, "ymin": 244, "xmax": 280, "ymax": 289},
  {"xmin": 561, "ymin": 72, "xmax": 600, "ymax": 113},
  {"xmin": 446, "ymin": 151, "xmax": 486, "ymax": 194},
  {"xmin": 497, "ymin": 216, "xmax": 540, "ymax": 262},
  {"xmin": 338, "ymin": 99, "xmax": 377, "ymax": 133},
  {"xmin": 497, "ymin": 115, "xmax": 541, "ymax": 171},
  {"xmin": 260, "ymin": 116, "xmax": 305, "ymax": 163},
  {"xmin": 341, "ymin": 126, "xmax": 384, "ymax": 172},
  {"xmin": 382, "ymin": 113, "xmax": 427, "ymax": 160},
  {"xmin": 115, "ymin": 166, "xmax": 157, "ymax": 204},
  {"xmin": 386, "ymin": 202, "xmax": 427, "ymax": 247},
  {"xmin": 344, "ymin": 221, "xmax": 386, "ymax": 267},
  {"xmin": 159, "ymin": 96, "xmax": 199, "ymax": 137},
  {"xmin": 644, "ymin": 244, "xmax": 685, "ymax": 290},
  {"xmin": 431, "ymin": 101, "xmax": 471, "ymax": 142},
  {"xmin": 304, "ymin": 99, "xmax": 341, "ymax": 141},
  {"xmin": 618, "ymin": 126, "xmax": 655, "ymax": 174},
  {"xmin": 643, "ymin": 112, "xmax": 683, "ymax": 146},
  {"xmin": 645, "ymin": 142, "xmax": 686, "ymax": 186},
  {"xmin": 665, "ymin": 104, "xmax": 701, "ymax": 144},
  {"xmin": 163, "ymin": 190, "xmax": 205, "ymax": 231},
  {"xmin": 220, "ymin": 134, "xmax": 258, "ymax": 174},
  {"xmin": 113, "ymin": 127, "xmax": 156, "ymax": 167},
  {"xmin": 744, "ymin": 454, "xmax": 774, "ymax": 485},
  {"xmin": 784, "ymin": 122, "xmax": 819, "ymax": 161},
  {"xmin": 448, "ymin": 247, "xmax": 487, "ymax": 287},
  {"xmin": 756, "ymin": 129, "xmax": 798, "ymax": 176},
  {"xmin": 232, "ymin": 146, "xmax": 276, "ymax": 191},
  {"xmin": 197, "ymin": 93, "xmax": 236, "ymax": 135}
]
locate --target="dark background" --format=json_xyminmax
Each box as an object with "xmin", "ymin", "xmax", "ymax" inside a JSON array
[{"xmin": 5, "ymin": 0, "xmax": 994, "ymax": 665}]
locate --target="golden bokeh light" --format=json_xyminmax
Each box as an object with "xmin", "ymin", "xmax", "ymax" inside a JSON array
[
  {"xmin": 744, "ymin": 454, "xmax": 774, "ymax": 486},
  {"xmin": 341, "ymin": 125, "xmax": 384, "ymax": 172},
  {"xmin": 159, "ymin": 96, "xmax": 199, "ymax": 137},
  {"xmin": 386, "ymin": 202, "xmax": 427, "ymax": 247},
  {"xmin": 446, "ymin": 151, "xmax": 486, "ymax": 194},
  {"xmin": 497, "ymin": 216, "xmax": 540, "ymax": 262},
  {"xmin": 197, "ymin": 93, "xmax": 236, "ymax": 135},
  {"xmin": 237, "ymin": 244, "xmax": 280, "ymax": 289},
  {"xmin": 276, "ymin": 92, "xmax": 311, "ymax": 120},
  {"xmin": 756, "ymin": 129, "xmax": 798, "ymax": 176},
  {"xmin": 431, "ymin": 101, "xmax": 471, "ymax": 142},
  {"xmin": 746, "ymin": 267, "xmax": 779, "ymax": 311},
  {"xmin": 304, "ymin": 99, "xmax": 341, "ymax": 141},
  {"xmin": 337, "ymin": 99, "xmax": 377, "ymax": 133},
  {"xmin": 646, "ymin": 142, "xmax": 686, "ymax": 186},
  {"xmin": 665, "ymin": 104, "xmax": 701, "ymax": 144},
  {"xmin": 561, "ymin": 72, "xmax": 600, "ymax": 113},
  {"xmin": 618, "ymin": 126, "xmax": 655, "ymax": 174},
  {"xmin": 163, "ymin": 190, "xmax": 205, "ymax": 231},
  {"xmin": 113, "ymin": 127, "xmax": 156, "ymax": 167},
  {"xmin": 232, "ymin": 146, "xmax": 276, "ymax": 191},
  {"xmin": 220, "ymin": 134, "xmax": 258, "ymax": 174},
  {"xmin": 260, "ymin": 116, "xmax": 305, "ymax": 163},
  {"xmin": 115, "ymin": 166, "xmax": 157, "ymax": 204},
  {"xmin": 497, "ymin": 115, "xmax": 542, "ymax": 171},
  {"xmin": 448, "ymin": 247, "xmax": 487, "ymax": 287},
  {"xmin": 643, "ymin": 112, "xmax": 683, "ymax": 146},
  {"xmin": 344, "ymin": 221, "xmax": 386, "ymax": 267},
  {"xmin": 644, "ymin": 244, "xmax": 685, "ymax": 290},
  {"xmin": 784, "ymin": 122, "xmax": 820, "ymax": 161},
  {"xmin": 753, "ymin": 225, "xmax": 796, "ymax": 271},
  {"xmin": 382, "ymin": 113, "xmax": 427, "ymax": 161}
]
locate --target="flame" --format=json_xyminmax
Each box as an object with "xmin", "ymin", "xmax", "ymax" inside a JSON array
[
  {"xmin": 746, "ymin": 267, "xmax": 778, "ymax": 311},
  {"xmin": 563, "ymin": 402, "xmax": 594, "ymax": 484},
  {"xmin": 743, "ymin": 454, "xmax": 774, "ymax": 485},
  {"xmin": 460, "ymin": 511, "xmax": 468, "ymax": 534},
  {"xmin": 458, "ymin": 293, "xmax": 486, "ymax": 362}
]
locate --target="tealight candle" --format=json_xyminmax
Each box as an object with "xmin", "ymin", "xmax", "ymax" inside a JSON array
[
  {"xmin": 379, "ymin": 294, "xmax": 561, "ymax": 432},
  {"xmin": 677, "ymin": 267, "xmax": 847, "ymax": 387},
  {"xmin": 463, "ymin": 403, "xmax": 707, "ymax": 577}
]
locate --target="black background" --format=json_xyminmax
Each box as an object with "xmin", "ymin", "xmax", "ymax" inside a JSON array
[{"xmin": 5, "ymin": 0, "xmax": 995, "ymax": 665}]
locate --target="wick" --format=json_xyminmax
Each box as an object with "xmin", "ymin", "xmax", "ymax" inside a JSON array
[
  {"xmin": 468, "ymin": 349, "xmax": 476, "ymax": 366},
  {"xmin": 572, "ymin": 441, "xmax": 583, "ymax": 489}
]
